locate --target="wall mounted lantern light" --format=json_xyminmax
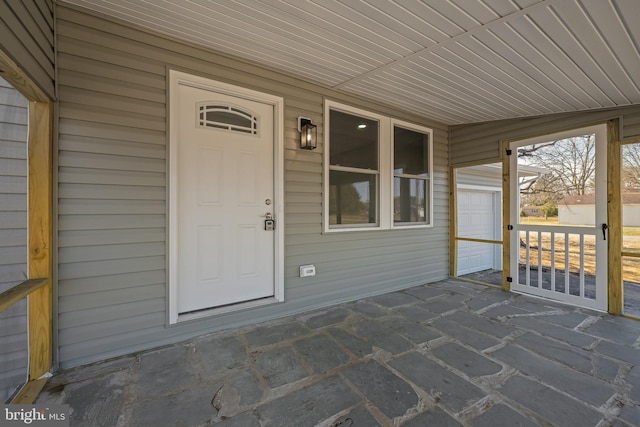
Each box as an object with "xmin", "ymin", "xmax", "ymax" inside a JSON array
[{"xmin": 298, "ymin": 117, "xmax": 317, "ymax": 150}]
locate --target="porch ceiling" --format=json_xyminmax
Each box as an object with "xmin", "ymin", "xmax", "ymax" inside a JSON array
[{"xmin": 61, "ymin": 0, "xmax": 640, "ymax": 125}]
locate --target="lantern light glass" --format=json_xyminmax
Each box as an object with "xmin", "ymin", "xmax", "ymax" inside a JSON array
[{"xmin": 298, "ymin": 117, "xmax": 317, "ymax": 150}]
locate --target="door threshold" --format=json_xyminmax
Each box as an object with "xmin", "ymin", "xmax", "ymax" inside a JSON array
[{"xmin": 177, "ymin": 296, "xmax": 279, "ymax": 323}]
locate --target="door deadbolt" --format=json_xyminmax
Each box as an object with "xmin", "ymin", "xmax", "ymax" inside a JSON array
[{"xmin": 265, "ymin": 212, "xmax": 275, "ymax": 231}]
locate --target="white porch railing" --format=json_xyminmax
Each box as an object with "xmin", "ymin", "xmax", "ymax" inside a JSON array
[{"xmin": 513, "ymin": 224, "xmax": 606, "ymax": 311}]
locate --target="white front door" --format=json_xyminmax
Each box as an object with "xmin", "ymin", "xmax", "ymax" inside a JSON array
[
  {"xmin": 509, "ymin": 124, "xmax": 608, "ymax": 311},
  {"xmin": 172, "ymin": 76, "xmax": 278, "ymax": 316}
]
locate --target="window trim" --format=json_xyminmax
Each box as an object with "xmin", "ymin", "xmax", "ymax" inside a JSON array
[
  {"xmin": 323, "ymin": 100, "xmax": 433, "ymax": 233},
  {"xmin": 391, "ymin": 119, "xmax": 434, "ymax": 229}
]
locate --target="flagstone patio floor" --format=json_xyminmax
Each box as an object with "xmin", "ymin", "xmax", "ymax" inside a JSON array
[{"xmin": 36, "ymin": 279, "xmax": 639, "ymax": 426}]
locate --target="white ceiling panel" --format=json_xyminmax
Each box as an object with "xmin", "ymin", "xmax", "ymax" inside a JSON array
[
  {"xmin": 61, "ymin": 0, "xmax": 640, "ymax": 124},
  {"xmin": 531, "ymin": 2, "xmax": 633, "ymax": 103}
]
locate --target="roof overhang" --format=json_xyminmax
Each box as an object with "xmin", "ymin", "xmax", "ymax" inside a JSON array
[{"xmin": 61, "ymin": 0, "xmax": 640, "ymax": 125}]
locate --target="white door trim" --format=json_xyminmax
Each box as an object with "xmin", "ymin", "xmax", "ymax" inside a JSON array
[
  {"xmin": 168, "ymin": 70, "xmax": 285, "ymax": 324},
  {"xmin": 508, "ymin": 124, "xmax": 607, "ymax": 311}
]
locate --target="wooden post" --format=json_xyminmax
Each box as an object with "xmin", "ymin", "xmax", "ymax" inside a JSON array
[
  {"xmin": 502, "ymin": 141, "xmax": 511, "ymax": 292},
  {"xmin": 607, "ymin": 120, "xmax": 623, "ymax": 314},
  {"xmin": 1, "ymin": 48, "xmax": 53, "ymax": 403},
  {"xmin": 449, "ymin": 167, "xmax": 457, "ymax": 277},
  {"xmin": 27, "ymin": 101, "xmax": 53, "ymax": 379}
]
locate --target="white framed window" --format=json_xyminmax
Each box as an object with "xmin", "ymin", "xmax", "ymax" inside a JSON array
[
  {"xmin": 324, "ymin": 100, "xmax": 433, "ymax": 232},
  {"xmin": 392, "ymin": 120, "xmax": 433, "ymax": 227}
]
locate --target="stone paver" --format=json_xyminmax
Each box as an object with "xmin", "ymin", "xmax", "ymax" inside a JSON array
[
  {"xmin": 470, "ymin": 404, "xmax": 538, "ymax": 427},
  {"xmin": 342, "ymin": 360, "xmax": 418, "ymax": 419},
  {"xmin": 419, "ymin": 298, "xmax": 464, "ymax": 314},
  {"xmin": 595, "ymin": 339, "xmax": 640, "ymax": 364},
  {"xmin": 195, "ymin": 335, "xmax": 247, "ymax": 376},
  {"xmin": 37, "ymin": 278, "xmax": 638, "ymax": 427},
  {"xmin": 390, "ymin": 351, "xmax": 487, "ymax": 412},
  {"xmin": 328, "ymin": 327, "xmax": 373, "ymax": 358},
  {"xmin": 136, "ymin": 346, "xmax": 197, "ymax": 397},
  {"xmin": 464, "ymin": 290, "xmax": 511, "ymax": 311},
  {"xmin": 430, "ymin": 318, "xmax": 500, "ymax": 351},
  {"xmin": 353, "ymin": 319, "xmax": 414, "ymax": 354},
  {"xmin": 491, "ymin": 344, "xmax": 615, "ymax": 406},
  {"xmin": 348, "ymin": 300, "xmax": 389, "ymax": 317},
  {"xmin": 254, "ymin": 347, "xmax": 308, "ymax": 388},
  {"xmin": 333, "ymin": 406, "xmax": 382, "ymax": 426},
  {"xmin": 480, "ymin": 304, "xmax": 531, "ymax": 319},
  {"xmin": 381, "ymin": 315, "xmax": 441, "ymax": 344},
  {"xmin": 130, "ymin": 382, "xmax": 222, "ymax": 426},
  {"xmin": 446, "ymin": 310, "xmax": 514, "ymax": 338},
  {"xmin": 62, "ymin": 370, "xmax": 127, "ymax": 427},
  {"xmin": 514, "ymin": 332, "xmax": 620, "ymax": 381},
  {"xmin": 368, "ymin": 291, "xmax": 419, "ymax": 307},
  {"xmin": 405, "ymin": 285, "xmax": 446, "ymax": 300},
  {"xmin": 215, "ymin": 410, "xmax": 262, "ymax": 427},
  {"xmin": 584, "ymin": 318, "xmax": 640, "ymax": 345},
  {"xmin": 293, "ymin": 333, "xmax": 350, "ymax": 374},
  {"xmin": 244, "ymin": 321, "xmax": 309, "ymax": 346},
  {"xmin": 618, "ymin": 404, "xmax": 640, "ymax": 425},
  {"xmin": 401, "ymin": 406, "xmax": 462, "ymax": 426},
  {"xmin": 227, "ymin": 368, "xmax": 264, "ymax": 406},
  {"xmin": 509, "ymin": 298, "xmax": 564, "ymax": 313},
  {"xmin": 255, "ymin": 376, "xmax": 360, "ymax": 427},
  {"xmin": 430, "ymin": 342, "xmax": 502, "ymax": 377},
  {"xmin": 541, "ymin": 311, "xmax": 590, "ymax": 328},
  {"xmin": 303, "ymin": 307, "xmax": 352, "ymax": 329},
  {"xmin": 508, "ymin": 316, "xmax": 597, "ymax": 348},
  {"xmin": 500, "ymin": 375, "xmax": 602, "ymax": 426},
  {"xmin": 395, "ymin": 304, "xmax": 437, "ymax": 322}
]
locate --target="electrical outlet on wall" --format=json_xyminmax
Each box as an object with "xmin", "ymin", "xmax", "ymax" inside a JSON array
[{"xmin": 299, "ymin": 265, "xmax": 316, "ymax": 277}]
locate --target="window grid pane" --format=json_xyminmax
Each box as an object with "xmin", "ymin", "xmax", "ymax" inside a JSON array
[
  {"xmin": 329, "ymin": 170, "xmax": 378, "ymax": 226},
  {"xmin": 393, "ymin": 125, "xmax": 430, "ymax": 224},
  {"xmin": 394, "ymin": 177, "xmax": 428, "ymax": 223},
  {"xmin": 328, "ymin": 108, "xmax": 380, "ymax": 227},
  {"xmin": 329, "ymin": 109, "xmax": 379, "ymax": 170},
  {"xmin": 394, "ymin": 126, "xmax": 429, "ymax": 176}
]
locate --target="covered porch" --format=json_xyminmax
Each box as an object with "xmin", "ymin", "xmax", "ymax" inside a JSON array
[
  {"xmin": 1, "ymin": 0, "xmax": 640, "ymax": 416},
  {"xmin": 37, "ymin": 279, "xmax": 640, "ymax": 426}
]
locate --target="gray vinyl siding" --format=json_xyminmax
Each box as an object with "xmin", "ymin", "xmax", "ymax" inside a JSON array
[
  {"xmin": 0, "ymin": 0, "xmax": 55, "ymax": 100},
  {"xmin": 55, "ymin": 5, "xmax": 450, "ymax": 368},
  {"xmin": 623, "ymin": 109, "xmax": 640, "ymax": 140},
  {"xmin": 456, "ymin": 169, "xmax": 502, "ymax": 189},
  {"xmin": 0, "ymin": 77, "xmax": 28, "ymax": 402},
  {"xmin": 450, "ymin": 105, "xmax": 640, "ymax": 166}
]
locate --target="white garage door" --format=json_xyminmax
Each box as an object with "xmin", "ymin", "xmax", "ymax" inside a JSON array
[{"xmin": 457, "ymin": 190, "xmax": 500, "ymax": 276}]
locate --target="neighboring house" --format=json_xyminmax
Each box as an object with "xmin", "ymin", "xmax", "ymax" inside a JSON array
[
  {"xmin": 521, "ymin": 206, "xmax": 543, "ymax": 217},
  {"xmin": 1, "ymin": 0, "xmax": 640, "ymax": 380},
  {"xmin": 560, "ymin": 193, "xmax": 640, "ymax": 226}
]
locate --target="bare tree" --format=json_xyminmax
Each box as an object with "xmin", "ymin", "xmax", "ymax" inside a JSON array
[
  {"xmin": 519, "ymin": 173, "xmax": 564, "ymax": 205},
  {"xmin": 518, "ymin": 135, "xmax": 596, "ymax": 205},
  {"xmin": 623, "ymin": 143, "xmax": 640, "ymax": 190}
]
